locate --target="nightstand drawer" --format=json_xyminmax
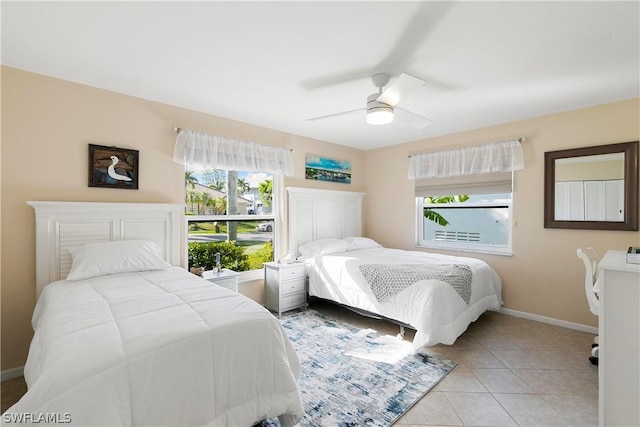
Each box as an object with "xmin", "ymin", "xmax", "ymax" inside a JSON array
[
  {"xmin": 281, "ymin": 291, "xmax": 306, "ymax": 311},
  {"xmin": 280, "ymin": 278, "xmax": 305, "ymax": 296},
  {"xmin": 281, "ymin": 266, "xmax": 305, "ymax": 281}
]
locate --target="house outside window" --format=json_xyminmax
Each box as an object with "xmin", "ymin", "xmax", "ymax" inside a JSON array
[
  {"xmin": 417, "ymin": 192, "xmax": 513, "ymax": 255},
  {"xmin": 185, "ymin": 168, "xmax": 280, "ymax": 277}
]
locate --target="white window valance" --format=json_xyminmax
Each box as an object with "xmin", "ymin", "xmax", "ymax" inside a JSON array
[
  {"xmin": 173, "ymin": 129, "xmax": 294, "ymax": 176},
  {"xmin": 408, "ymin": 139, "xmax": 524, "ymax": 179}
]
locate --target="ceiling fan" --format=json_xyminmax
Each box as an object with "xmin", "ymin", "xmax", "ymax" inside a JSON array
[{"xmin": 306, "ymin": 72, "xmax": 433, "ymax": 129}]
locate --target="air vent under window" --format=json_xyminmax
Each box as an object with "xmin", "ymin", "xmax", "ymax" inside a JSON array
[{"xmin": 434, "ymin": 231, "xmax": 480, "ymax": 242}]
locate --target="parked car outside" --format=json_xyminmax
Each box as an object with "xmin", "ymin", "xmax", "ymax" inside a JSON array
[{"xmin": 256, "ymin": 221, "xmax": 273, "ymax": 232}]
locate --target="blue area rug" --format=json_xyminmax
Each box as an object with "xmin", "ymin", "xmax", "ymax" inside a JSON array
[{"xmin": 269, "ymin": 309, "xmax": 456, "ymax": 427}]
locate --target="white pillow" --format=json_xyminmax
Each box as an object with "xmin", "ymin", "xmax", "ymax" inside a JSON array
[
  {"xmin": 298, "ymin": 238, "xmax": 350, "ymax": 256},
  {"xmin": 66, "ymin": 240, "xmax": 172, "ymax": 281},
  {"xmin": 344, "ymin": 236, "xmax": 382, "ymax": 251}
]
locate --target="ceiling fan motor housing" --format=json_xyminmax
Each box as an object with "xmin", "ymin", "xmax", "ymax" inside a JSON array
[{"xmin": 371, "ymin": 73, "xmax": 391, "ymax": 89}]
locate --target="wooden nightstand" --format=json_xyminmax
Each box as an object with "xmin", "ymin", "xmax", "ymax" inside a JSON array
[
  {"xmin": 202, "ymin": 269, "xmax": 240, "ymax": 292},
  {"xmin": 264, "ymin": 261, "xmax": 307, "ymax": 317}
]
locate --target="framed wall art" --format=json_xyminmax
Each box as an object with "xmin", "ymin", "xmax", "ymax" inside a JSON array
[
  {"xmin": 88, "ymin": 144, "xmax": 139, "ymax": 189},
  {"xmin": 305, "ymin": 154, "xmax": 352, "ymax": 184}
]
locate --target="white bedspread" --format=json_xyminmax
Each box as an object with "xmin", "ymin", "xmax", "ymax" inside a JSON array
[
  {"xmin": 304, "ymin": 247, "xmax": 502, "ymax": 348},
  {"xmin": 5, "ymin": 267, "xmax": 303, "ymax": 426}
]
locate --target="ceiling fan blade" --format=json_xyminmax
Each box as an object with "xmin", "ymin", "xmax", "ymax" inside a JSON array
[
  {"xmin": 376, "ymin": 73, "xmax": 425, "ymax": 106},
  {"xmin": 301, "ymin": 67, "xmax": 372, "ymax": 90},
  {"xmin": 306, "ymin": 108, "xmax": 364, "ymax": 122},
  {"xmin": 394, "ymin": 106, "xmax": 433, "ymax": 129},
  {"xmin": 302, "ymin": 3, "xmax": 452, "ymax": 90},
  {"xmin": 375, "ymin": 2, "xmax": 452, "ymax": 73}
]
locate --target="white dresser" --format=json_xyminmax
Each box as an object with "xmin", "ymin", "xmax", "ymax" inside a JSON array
[
  {"xmin": 264, "ymin": 261, "xmax": 307, "ymax": 317},
  {"xmin": 598, "ymin": 250, "xmax": 640, "ymax": 427}
]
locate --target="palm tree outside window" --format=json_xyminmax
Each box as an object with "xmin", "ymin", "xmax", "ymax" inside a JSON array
[{"xmin": 184, "ymin": 168, "xmax": 276, "ymax": 272}]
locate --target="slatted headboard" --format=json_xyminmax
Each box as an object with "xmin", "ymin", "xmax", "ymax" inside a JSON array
[
  {"xmin": 286, "ymin": 187, "xmax": 365, "ymax": 258},
  {"xmin": 27, "ymin": 201, "xmax": 184, "ymax": 299}
]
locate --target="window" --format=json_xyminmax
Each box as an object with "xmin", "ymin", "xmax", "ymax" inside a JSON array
[
  {"xmin": 185, "ymin": 167, "xmax": 281, "ymax": 276},
  {"xmin": 414, "ymin": 169, "xmax": 515, "ymax": 255},
  {"xmin": 417, "ymin": 193, "xmax": 513, "ymax": 254},
  {"xmin": 410, "ymin": 139, "xmax": 522, "ymax": 255}
]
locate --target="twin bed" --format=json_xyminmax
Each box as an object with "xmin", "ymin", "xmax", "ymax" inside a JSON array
[
  {"xmin": 9, "ymin": 190, "xmax": 502, "ymax": 425},
  {"xmin": 6, "ymin": 202, "xmax": 303, "ymax": 426}
]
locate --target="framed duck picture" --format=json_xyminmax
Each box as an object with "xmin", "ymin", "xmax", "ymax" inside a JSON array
[{"xmin": 88, "ymin": 144, "xmax": 139, "ymax": 189}]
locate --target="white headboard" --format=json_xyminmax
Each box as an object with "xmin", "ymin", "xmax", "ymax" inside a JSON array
[
  {"xmin": 27, "ymin": 201, "xmax": 184, "ymax": 299},
  {"xmin": 287, "ymin": 187, "xmax": 365, "ymax": 258}
]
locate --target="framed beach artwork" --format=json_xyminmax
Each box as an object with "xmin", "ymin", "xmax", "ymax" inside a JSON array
[
  {"xmin": 88, "ymin": 144, "xmax": 139, "ymax": 189},
  {"xmin": 305, "ymin": 154, "xmax": 352, "ymax": 184}
]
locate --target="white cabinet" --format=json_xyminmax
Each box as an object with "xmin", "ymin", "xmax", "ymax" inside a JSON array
[
  {"xmin": 202, "ymin": 269, "xmax": 240, "ymax": 292},
  {"xmin": 555, "ymin": 181, "xmax": 585, "ymax": 220},
  {"xmin": 598, "ymin": 250, "xmax": 640, "ymax": 427},
  {"xmin": 555, "ymin": 179, "xmax": 623, "ymax": 221},
  {"xmin": 264, "ymin": 262, "xmax": 307, "ymax": 317},
  {"xmin": 584, "ymin": 180, "xmax": 624, "ymax": 221}
]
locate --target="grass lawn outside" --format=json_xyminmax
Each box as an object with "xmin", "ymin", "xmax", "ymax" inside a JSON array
[{"xmin": 188, "ymin": 220, "xmax": 269, "ymax": 234}]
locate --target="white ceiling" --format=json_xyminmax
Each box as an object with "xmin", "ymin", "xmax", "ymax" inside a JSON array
[{"xmin": 2, "ymin": 1, "xmax": 638, "ymax": 150}]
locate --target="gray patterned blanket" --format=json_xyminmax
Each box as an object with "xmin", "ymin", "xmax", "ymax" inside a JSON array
[{"xmin": 359, "ymin": 263, "xmax": 473, "ymax": 304}]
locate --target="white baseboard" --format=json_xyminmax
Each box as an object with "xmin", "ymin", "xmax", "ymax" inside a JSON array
[
  {"xmin": 1, "ymin": 366, "xmax": 24, "ymax": 382},
  {"xmin": 499, "ymin": 308, "xmax": 598, "ymax": 335}
]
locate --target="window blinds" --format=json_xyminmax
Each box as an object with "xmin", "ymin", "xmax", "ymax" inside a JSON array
[{"xmin": 414, "ymin": 172, "xmax": 513, "ymax": 197}]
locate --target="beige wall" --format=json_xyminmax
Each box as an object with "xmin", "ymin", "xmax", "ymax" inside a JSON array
[
  {"xmin": 2, "ymin": 66, "xmax": 638, "ymax": 372},
  {"xmin": 364, "ymin": 98, "xmax": 640, "ymax": 328},
  {"xmin": 556, "ymin": 158, "xmax": 624, "ymax": 181},
  {"xmin": 0, "ymin": 67, "xmax": 364, "ymax": 371}
]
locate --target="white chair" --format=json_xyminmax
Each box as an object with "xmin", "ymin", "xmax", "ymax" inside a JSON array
[{"xmin": 577, "ymin": 247, "xmax": 600, "ymax": 364}]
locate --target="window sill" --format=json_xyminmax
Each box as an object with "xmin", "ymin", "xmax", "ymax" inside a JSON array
[{"xmin": 416, "ymin": 243, "xmax": 513, "ymax": 257}]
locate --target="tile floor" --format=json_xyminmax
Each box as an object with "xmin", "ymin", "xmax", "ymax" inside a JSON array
[
  {"xmin": 1, "ymin": 301, "xmax": 599, "ymax": 426},
  {"xmin": 312, "ymin": 300, "xmax": 598, "ymax": 427}
]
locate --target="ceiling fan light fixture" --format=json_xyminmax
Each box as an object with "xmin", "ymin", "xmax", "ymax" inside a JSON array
[
  {"xmin": 366, "ymin": 93, "xmax": 394, "ymax": 125},
  {"xmin": 366, "ymin": 107, "xmax": 394, "ymax": 125}
]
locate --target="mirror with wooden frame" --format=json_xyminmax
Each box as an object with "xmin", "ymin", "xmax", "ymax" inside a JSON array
[{"xmin": 544, "ymin": 141, "xmax": 638, "ymax": 230}]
